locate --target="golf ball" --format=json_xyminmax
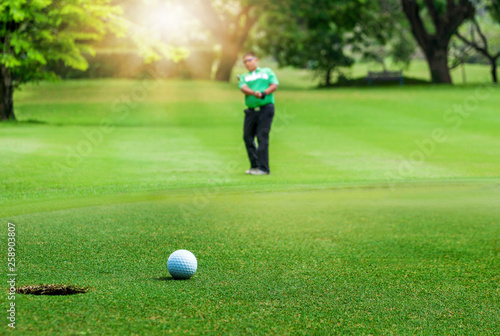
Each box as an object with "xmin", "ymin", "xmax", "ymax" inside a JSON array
[{"xmin": 167, "ymin": 250, "xmax": 197, "ymax": 279}]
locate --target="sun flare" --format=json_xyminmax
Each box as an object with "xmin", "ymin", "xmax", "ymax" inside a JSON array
[{"xmin": 143, "ymin": 2, "xmax": 190, "ymax": 35}]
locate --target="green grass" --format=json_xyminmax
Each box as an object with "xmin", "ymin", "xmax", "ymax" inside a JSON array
[
  {"xmin": 7, "ymin": 186, "xmax": 500, "ymax": 335},
  {"xmin": 1, "ymin": 74, "xmax": 499, "ymax": 334}
]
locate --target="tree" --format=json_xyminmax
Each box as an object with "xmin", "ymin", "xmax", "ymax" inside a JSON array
[
  {"xmin": 488, "ymin": 0, "xmax": 500, "ymax": 22},
  {"xmin": 448, "ymin": 36, "xmax": 473, "ymax": 83},
  {"xmin": 183, "ymin": 0, "xmax": 263, "ymax": 82},
  {"xmin": 183, "ymin": 0, "xmax": 296, "ymax": 82},
  {"xmin": 349, "ymin": 0, "xmax": 416, "ymax": 72},
  {"xmin": 455, "ymin": 15, "xmax": 500, "ymax": 83},
  {"xmin": 401, "ymin": 0, "xmax": 476, "ymax": 84},
  {"xmin": 257, "ymin": 0, "xmax": 372, "ymax": 86},
  {"xmin": 0, "ymin": 0, "xmax": 124, "ymax": 121}
]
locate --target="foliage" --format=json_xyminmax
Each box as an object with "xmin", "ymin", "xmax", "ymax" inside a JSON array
[
  {"xmin": 177, "ymin": 0, "xmax": 285, "ymax": 81},
  {"xmin": 118, "ymin": 0, "xmax": 190, "ymax": 64},
  {"xmin": 448, "ymin": 37, "xmax": 473, "ymax": 69},
  {"xmin": 0, "ymin": 0, "xmax": 190, "ymax": 87},
  {"xmin": 458, "ymin": 7, "xmax": 500, "ymax": 57},
  {"xmin": 487, "ymin": 0, "xmax": 500, "ymax": 22},
  {"xmin": 257, "ymin": 0, "xmax": 373, "ymax": 85},
  {"xmin": 348, "ymin": 0, "xmax": 416, "ymax": 70},
  {"xmin": 400, "ymin": 0, "xmax": 476, "ymax": 83},
  {"xmin": 454, "ymin": 5, "xmax": 500, "ymax": 83},
  {"xmin": 0, "ymin": 0, "xmax": 126, "ymax": 88}
]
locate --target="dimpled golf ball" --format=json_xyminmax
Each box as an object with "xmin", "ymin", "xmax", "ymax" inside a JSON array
[{"xmin": 167, "ymin": 250, "xmax": 197, "ymax": 279}]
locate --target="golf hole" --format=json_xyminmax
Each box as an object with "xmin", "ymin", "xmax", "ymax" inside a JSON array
[{"xmin": 16, "ymin": 284, "xmax": 88, "ymax": 296}]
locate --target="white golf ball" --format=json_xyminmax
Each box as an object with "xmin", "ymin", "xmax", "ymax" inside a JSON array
[{"xmin": 167, "ymin": 250, "xmax": 197, "ymax": 279}]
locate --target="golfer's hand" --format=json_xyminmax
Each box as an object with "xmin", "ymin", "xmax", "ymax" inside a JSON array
[{"xmin": 254, "ymin": 91, "xmax": 262, "ymax": 98}]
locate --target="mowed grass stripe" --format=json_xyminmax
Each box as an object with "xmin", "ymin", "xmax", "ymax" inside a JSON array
[
  {"xmin": 2, "ymin": 81, "xmax": 499, "ymax": 208},
  {"xmin": 285, "ymin": 91, "xmax": 500, "ymax": 179},
  {"xmin": 1, "ymin": 126, "xmax": 240, "ymax": 204},
  {"xmin": 3, "ymin": 177, "xmax": 498, "ymax": 219},
  {"xmin": 282, "ymin": 121, "xmax": 461, "ymax": 181}
]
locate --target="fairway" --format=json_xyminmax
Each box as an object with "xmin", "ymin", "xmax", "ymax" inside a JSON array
[{"xmin": 1, "ymin": 79, "xmax": 499, "ymax": 334}]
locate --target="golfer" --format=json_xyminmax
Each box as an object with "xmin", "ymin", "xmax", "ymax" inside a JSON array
[{"xmin": 238, "ymin": 52, "xmax": 279, "ymax": 175}]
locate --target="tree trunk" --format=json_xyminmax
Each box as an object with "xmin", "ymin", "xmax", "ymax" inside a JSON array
[
  {"xmin": 426, "ymin": 46, "xmax": 452, "ymax": 84},
  {"xmin": 325, "ymin": 68, "xmax": 332, "ymax": 86},
  {"xmin": 0, "ymin": 65, "xmax": 15, "ymax": 121},
  {"xmin": 401, "ymin": 0, "xmax": 474, "ymax": 85},
  {"xmin": 215, "ymin": 42, "xmax": 239, "ymax": 82},
  {"xmin": 461, "ymin": 63, "xmax": 466, "ymax": 85},
  {"xmin": 491, "ymin": 58, "xmax": 498, "ymax": 84},
  {"xmin": 212, "ymin": 6, "xmax": 258, "ymax": 82}
]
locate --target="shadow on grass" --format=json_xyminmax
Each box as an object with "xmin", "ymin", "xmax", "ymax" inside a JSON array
[
  {"xmin": 2, "ymin": 119, "xmax": 175, "ymax": 128},
  {"xmin": 0, "ymin": 119, "xmax": 48, "ymax": 125},
  {"xmin": 154, "ymin": 276, "xmax": 191, "ymax": 281},
  {"xmin": 319, "ymin": 76, "xmax": 431, "ymax": 88}
]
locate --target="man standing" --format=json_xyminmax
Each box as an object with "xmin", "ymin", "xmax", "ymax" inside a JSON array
[{"xmin": 238, "ymin": 52, "xmax": 279, "ymax": 175}]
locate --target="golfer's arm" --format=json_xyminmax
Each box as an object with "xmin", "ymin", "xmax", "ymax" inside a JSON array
[
  {"xmin": 263, "ymin": 84, "xmax": 278, "ymax": 95},
  {"xmin": 240, "ymin": 85, "xmax": 256, "ymax": 96}
]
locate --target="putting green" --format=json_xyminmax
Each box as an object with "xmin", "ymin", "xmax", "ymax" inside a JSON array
[{"xmin": 3, "ymin": 184, "xmax": 499, "ymax": 334}]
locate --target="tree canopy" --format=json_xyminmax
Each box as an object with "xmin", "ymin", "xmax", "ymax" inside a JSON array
[
  {"xmin": 0, "ymin": 0, "xmax": 126, "ymax": 120},
  {"xmin": 0, "ymin": 0, "xmax": 189, "ymax": 121},
  {"xmin": 455, "ymin": 1, "xmax": 500, "ymax": 83},
  {"xmin": 256, "ymin": 0, "xmax": 376, "ymax": 86},
  {"xmin": 1, "ymin": 0, "xmax": 125, "ymax": 83}
]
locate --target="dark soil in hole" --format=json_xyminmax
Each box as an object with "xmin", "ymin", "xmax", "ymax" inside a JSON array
[{"xmin": 16, "ymin": 284, "xmax": 88, "ymax": 295}]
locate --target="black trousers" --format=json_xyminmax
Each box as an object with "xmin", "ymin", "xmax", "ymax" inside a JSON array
[{"xmin": 243, "ymin": 104, "xmax": 275, "ymax": 173}]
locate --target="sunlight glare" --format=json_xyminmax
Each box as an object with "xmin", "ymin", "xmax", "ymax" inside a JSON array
[{"xmin": 145, "ymin": 2, "xmax": 190, "ymax": 36}]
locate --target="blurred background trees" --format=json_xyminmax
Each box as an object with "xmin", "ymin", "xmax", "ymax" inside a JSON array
[
  {"xmin": 0, "ymin": 0, "xmax": 186, "ymax": 120},
  {"xmin": 69, "ymin": 0, "xmax": 498, "ymax": 86},
  {"xmin": 28, "ymin": 0, "xmax": 500, "ymax": 85},
  {"xmin": 0, "ymin": 0, "xmax": 126, "ymax": 120},
  {"xmin": 2, "ymin": 0, "xmax": 500, "ymax": 121},
  {"xmin": 255, "ymin": 0, "xmax": 362, "ymax": 86},
  {"xmin": 455, "ymin": 1, "xmax": 500, "ymax": 83}
]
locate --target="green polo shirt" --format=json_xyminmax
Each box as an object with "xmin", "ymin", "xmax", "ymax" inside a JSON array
[{"xmin": 238, "ymin": 67, "xmax": 279, "ymax": 108}]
